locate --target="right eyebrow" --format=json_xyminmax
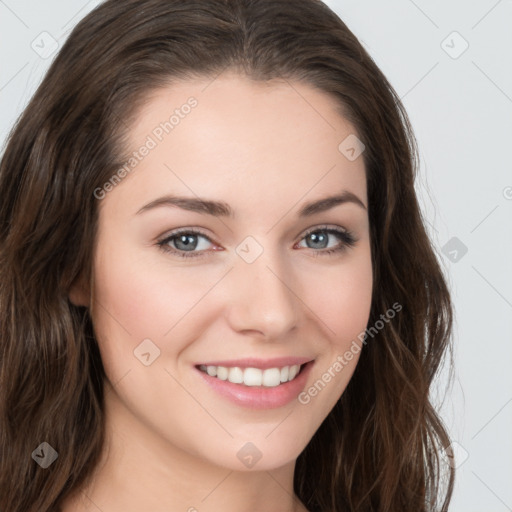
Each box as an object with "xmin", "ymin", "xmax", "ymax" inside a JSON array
[{"xmin": 136, "ymin": 195, "xmax": 234, "ymax": 217}]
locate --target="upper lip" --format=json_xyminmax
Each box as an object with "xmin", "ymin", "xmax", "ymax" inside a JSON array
[{"xmin": 195, "ymin": 356, "xmax": 314, "ymax": 370}]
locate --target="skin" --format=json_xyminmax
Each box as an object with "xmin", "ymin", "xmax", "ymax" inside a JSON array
[{"xmin": 64, "ymin": 72, "xmax": 373, "ymax": 512}]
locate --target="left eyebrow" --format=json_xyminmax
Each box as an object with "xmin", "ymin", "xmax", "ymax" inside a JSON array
[{"xmin": 298, "ymin": 191, "xmax": 367, "ymax": 216}]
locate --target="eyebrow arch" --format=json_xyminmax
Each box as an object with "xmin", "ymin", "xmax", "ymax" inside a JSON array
[
  {"xmin": 298, "ymin": 191, "xmax": 367, "ymax": 216},
  {"xmin": 136, "ymin": 195, "xmax": 234, "ymax": 217},
  {"xmin": 135, "ymin": 190, "xmax": 366, "ymax": 217}
]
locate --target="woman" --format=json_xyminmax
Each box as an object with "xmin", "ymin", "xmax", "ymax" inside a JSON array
[{"xmin": 0, "ymin": 0, "xmax": 454, "ymax": 510}]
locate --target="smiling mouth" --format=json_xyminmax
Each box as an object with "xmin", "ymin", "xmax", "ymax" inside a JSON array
[{"xmin": 196, "ymin": 363, "xmax": 307, "ymax": 387}]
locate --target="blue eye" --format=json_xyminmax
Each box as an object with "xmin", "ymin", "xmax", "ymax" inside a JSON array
[
  {"xmin": 157, "ymin": 226, "xmax": 357, "ymax": 259},
  {"xmin": 296, "ymin": 227, "xmax": 357, "ymax": 255},
  {"xmin": 157, "ymin": 229, "xmax": 214, "ymax": 258}
]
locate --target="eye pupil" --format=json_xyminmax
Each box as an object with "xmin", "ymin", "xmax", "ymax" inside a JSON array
[
  {"xmin": 175, "ymin": 234, "xmax": 198, "ymax": 251},
  {"xmin": 307, "ymin": 231, "xmax": 328, "ymax": 249}
]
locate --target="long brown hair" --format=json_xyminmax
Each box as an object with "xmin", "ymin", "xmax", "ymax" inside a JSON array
[{"xmin": 0, "ymin": 1, "xmax": 454, "ymax": 510}]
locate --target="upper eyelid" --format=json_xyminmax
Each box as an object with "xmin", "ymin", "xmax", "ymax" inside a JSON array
[
  {"xmin": 158, "ymin": 228, "xmax": 214, "ymax": 244},
  {"xmin": 301, "ymin": 224, "xmax": 350, "ymax": 237}
]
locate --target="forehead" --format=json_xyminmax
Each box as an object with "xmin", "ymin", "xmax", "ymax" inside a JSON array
[{"xmin": 108, "ymin": 72, "xmax": 367, "ymax": 218}]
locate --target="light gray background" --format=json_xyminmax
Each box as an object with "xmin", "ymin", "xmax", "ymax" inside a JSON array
[{"xmin": 1, "ymin": 1, "xmax": 511, "ymax": 510}]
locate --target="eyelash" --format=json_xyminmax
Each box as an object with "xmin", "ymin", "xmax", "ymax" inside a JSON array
[{"xmin": 157, "ymin": 225, "xmax": 357, "ymax": 260}]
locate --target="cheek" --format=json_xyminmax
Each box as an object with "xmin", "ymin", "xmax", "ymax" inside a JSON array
[
  {"xmin": 302, "ymin": 245, "xmax": 373, "ymax": 347},
  {"xmin": 92, "ymin": 252, "xmax": 166, "ymax": 339},
  {"xmin": 295, "ymin": 251, "xmax": 372, "ymax": 414},
  {"xmin": 90, "ymin": 237, "xmax": 226, "ymax": 363},
  {"xmin": 295, "ymin": 243, "xmax": 372, "ymax": 409}
]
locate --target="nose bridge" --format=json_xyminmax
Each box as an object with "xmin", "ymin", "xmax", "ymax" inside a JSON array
[{"xmin": 226, "ymin": 242, "xmax": 299, "ymax": 337}]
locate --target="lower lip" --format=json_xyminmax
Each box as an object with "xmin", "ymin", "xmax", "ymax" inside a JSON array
[{"xmin": 195, "ymin": 361, "xmax": 314, "ymax": 410}]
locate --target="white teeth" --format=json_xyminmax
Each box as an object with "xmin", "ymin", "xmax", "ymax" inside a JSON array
[
  {"xmin": 216, "ymin": 366, "xmax": 229, "ymax": 380},
  {"xmin": 262, "ymin": 368, "xmax": 281, "ymax": 387},
  {"xmin": 228, "ymin": 366, "xmax": 244, "ymax": 384},
  {"xmin": 198, "ymin": 364, "xmax": 303, "ymax": 387},
  {"xmin": 244, "ymin": 368, "xmax": 262, "ymax": 386}
]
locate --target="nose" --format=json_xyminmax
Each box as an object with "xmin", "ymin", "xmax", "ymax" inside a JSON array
[{"xmin": 224, "ymin": 248, "xmax": 300, "ymax": 339}]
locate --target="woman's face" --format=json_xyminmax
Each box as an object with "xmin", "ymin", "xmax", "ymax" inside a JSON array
[{"xmin": 80, "ymin": 72, "xmax": 372, "ymax": 471}]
